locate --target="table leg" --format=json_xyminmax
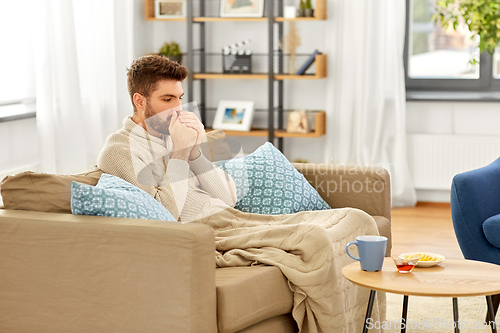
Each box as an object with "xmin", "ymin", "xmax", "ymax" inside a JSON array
[
  {"xmin": 453, "ymin": 298, "xmax": 460, "ymax": 333},
  {"xmin": 363, "ymin": 290, "xmax": 377, "ymax": 333},
  {"xmin": 486, "ymin": 295, "xmax": 498, "ymax": 333},
  {"xmin": 401, "ymin": 295, "xmax": 409, "ymax": 333},
  {"xmin": 486, "ymin": 294, "xmax": 500, "ymax": 323}
]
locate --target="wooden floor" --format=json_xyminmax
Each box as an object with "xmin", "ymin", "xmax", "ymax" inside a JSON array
[{"xmin": 390, "ymin": 202, "xmax": 464, "ymax": 259}]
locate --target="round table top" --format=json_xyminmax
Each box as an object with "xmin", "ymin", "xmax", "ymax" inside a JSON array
[{"xmin": 342, "ymin": 258, "xmax": 500, "ymax": 297}]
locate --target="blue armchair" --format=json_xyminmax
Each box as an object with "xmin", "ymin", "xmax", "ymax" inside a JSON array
[
  {"xmin": 451, "ymin": 157, "xmax": 500, "ymax": 263},
  {"xmin": 451, "ymin": 156, "xmax": 500, "ymax": 321}
]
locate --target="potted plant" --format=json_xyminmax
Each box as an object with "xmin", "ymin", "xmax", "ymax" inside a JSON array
[
  {"xmin": 304, "ymin": 0, "xmax": 314, "ymax": 17},
  {"xmin": 159, "ymin": 41, "xmax": 183, "ymax": 64},
  {"xmin": 433, "ymin": 0, "xmax": 500, "ymax": 64},
  {"xmin": 298, "ymin": 0, "xmax": 306, "ymax": 17}
]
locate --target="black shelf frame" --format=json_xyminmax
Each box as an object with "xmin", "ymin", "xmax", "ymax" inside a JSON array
[{"xmin": 186, "ymin": 0, "xmax": 287, "ymax": 151}]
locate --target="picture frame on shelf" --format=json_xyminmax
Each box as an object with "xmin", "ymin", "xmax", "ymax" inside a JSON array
[
  {"xmin": 219, "ymin": 0, "xmax": 265, "ymax": 18},
  {"xmin": 213, "ymin": 100, "xmax": 255, "ymax": 132},
  {"xmin": 155, "ymin": 0, "xmax": 186, "ymax": 19}
]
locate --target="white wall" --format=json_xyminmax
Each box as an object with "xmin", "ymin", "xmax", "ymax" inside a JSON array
[
  {"xmin": 407, "ymin": 102, "xmax": 500, "ymax": 136},
  {"xmin": 407, "ymin": 101, "xmax": 500, "ymax": 202}
]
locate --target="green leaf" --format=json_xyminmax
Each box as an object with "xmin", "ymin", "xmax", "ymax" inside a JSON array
[{"xmin": 434, "ymin": 0, "xmax": 500, "ymax": 57}]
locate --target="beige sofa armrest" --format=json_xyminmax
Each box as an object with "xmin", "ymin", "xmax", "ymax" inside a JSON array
[
  {"xmin": 293, "ymin": 163, "xmax": 391, "ymax": 222},
  {"xmin": 0, "ymin": 210, "xmax": 217, "ymax": 333}
]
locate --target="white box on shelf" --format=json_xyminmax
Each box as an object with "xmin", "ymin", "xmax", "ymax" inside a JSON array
[{"xmin": 284, "ymin": 6, "xmax": 296, "ymax": 19}]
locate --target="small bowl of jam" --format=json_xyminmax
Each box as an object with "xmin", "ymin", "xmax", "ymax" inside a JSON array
[{"xmin": 392, "ymin": 254, "xmax": 422, "ymax": 273}]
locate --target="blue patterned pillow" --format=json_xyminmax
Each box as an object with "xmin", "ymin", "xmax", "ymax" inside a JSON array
[
  {"xmin": 71, "ymin": 174, "xmax": 176, "ymax": 221},
  {"xmin": 215, "ymin": 142, "xmax": 331, "ymax": 214}
]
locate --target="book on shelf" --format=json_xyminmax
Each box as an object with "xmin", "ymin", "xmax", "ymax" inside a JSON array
[{"xmin": 296, "ymin": 50, "xmax": 321, "ymax": 75}]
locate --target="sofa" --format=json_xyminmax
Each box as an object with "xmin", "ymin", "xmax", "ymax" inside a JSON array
[{"xmin": 0, "ymin": 162, "xmax": 391, "ymax": 333}]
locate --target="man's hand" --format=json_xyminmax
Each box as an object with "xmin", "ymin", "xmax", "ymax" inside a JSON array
[
  {"xmin": 177, "ymin": 111, "xmax": 206, "ymax": 160},
  {"xmin": 169, "ymin": 111, "xmax": 198, "ymax": 161}
]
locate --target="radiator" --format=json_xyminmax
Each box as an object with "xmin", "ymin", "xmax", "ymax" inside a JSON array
[{"xmin": 407, "ymin": 134, "xmax": 500, "ymax": 190}]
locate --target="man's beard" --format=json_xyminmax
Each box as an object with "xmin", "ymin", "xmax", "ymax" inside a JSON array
[{"xmin": 144, "ymin": 103, "xmax": 171, "ymax": 135}]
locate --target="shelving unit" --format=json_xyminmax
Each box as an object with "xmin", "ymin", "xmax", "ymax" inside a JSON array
[
  {"xmin": 145, "ymin": 0, "xmax": 327, "ymax": 21},
  {"xmin": 145, "ymin": 0, "xmax": 327, "ymax": 151}
]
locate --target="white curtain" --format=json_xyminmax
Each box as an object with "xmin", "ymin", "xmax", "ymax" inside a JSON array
[
  {"xmin": 324, "ymin": 0, "xmax": 416, "ymax": 207},
  {"xmin": 33, "ymin": 0, "xmax": 135, "ymax": 174}
]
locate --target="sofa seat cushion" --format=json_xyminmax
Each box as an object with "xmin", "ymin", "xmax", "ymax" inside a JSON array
[{"xmin": 216, "ymin": 266, "xmax": 293, "ymax": 333}]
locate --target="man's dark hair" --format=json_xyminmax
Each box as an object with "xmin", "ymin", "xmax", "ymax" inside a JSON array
[{"xmin": 127, "ymin": 54, "xmax": 189, "ymax": 113}]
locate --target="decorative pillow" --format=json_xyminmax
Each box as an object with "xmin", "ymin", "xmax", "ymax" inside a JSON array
[
  {"xmin": 483, "ymin": 214, "xmax": 500, "ymax": 248},
  {"xmin": 215, "ymin": 142, "xmax": 331, "ymax": 214},
  {"xmin": 71, "ymin": 173, "xmax": 176, "ymax": 221},
  {"xmin": 0, "ymin": 166, "xmax": 103, "ymax": 213}
]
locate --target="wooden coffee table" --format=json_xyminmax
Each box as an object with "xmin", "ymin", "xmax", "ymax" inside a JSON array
[{"xmin": 343, "ymin": 258, "xmax": 500, "ymax": 333}]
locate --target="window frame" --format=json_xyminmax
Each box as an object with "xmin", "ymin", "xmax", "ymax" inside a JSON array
[{"xmin": 404, "ymin": 0, "xmax": 500, "ymax": 100}]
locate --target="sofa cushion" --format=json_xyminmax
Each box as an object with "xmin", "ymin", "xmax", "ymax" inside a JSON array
[
  {"xmin": 215, "ymin": 266, "xmax": 293, "ymax": 333},
  {"xmin": 373, "ymin": 216, "xmax": 392, "ymax": 256},
  {"xmin": 71, "ymin": 174, "xmax": 176, "ymax": 221},
  {"xmin": 203, "ymin": 129, "xmax": 233, "ymax": 162},
  {"xmin": 0, "ymin": 166, "xmax": 102, "ymax": 213},
  {"xmin": 293, "ymin": 163, "xmax": 391, "ymax": 220},
  {"xmin": 483, "ymin": 214, "xmax": 500, "ymax": 248},
  {"xmin": 215, "ymin": 142, "xmax": 331, "ymax": 214}
]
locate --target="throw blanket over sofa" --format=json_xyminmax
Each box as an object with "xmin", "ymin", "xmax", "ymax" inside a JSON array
[{"xmin": 207, "ymin": 206, "xmax": 384, "ymax": 333}]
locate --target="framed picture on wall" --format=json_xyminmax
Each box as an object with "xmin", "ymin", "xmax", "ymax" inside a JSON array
[
  {"xmin": 213, "ymin": 100, "xmax": 255, "ymax": 132},
  {"xmin": 219, "ymin": 0, "xmax": 265, "ymax": 18},
  {"xmin": 155, "ymin": 0, "xmax": 186, "ymax": 19}
]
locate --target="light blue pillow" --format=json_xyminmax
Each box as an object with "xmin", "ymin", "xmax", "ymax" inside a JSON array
[
  {"xmin": 215, "ymin": 142, "xmax": 331, "ymax": 214},
  {"xmin": 71, "ymin": 173, "xmax": 176, "ymax": 221}
]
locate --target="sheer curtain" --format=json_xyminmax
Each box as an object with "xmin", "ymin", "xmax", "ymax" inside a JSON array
[
  {"xmin": 324, "ymin": 0, "xmax": 416, "ymax": 207},
  {"xmin": 33, "ymin": 0, "xmax": 134, "ymax": 174}
]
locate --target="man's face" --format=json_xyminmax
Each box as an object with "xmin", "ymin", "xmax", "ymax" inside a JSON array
[{"xmin": 143, "ymin": 79, "xmax": 184, "ymax": 135}]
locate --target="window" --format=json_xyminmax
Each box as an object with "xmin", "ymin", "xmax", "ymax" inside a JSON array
[
  {"xmin": 404, "ymin": 0, "xmax": 500, "ymax": 98},
  {"xmin": 0, "ymin": 2, "xmax": 36, "ymax": 120}
]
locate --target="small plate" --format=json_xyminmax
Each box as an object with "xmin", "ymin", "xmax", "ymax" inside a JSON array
[{"xmin": 399, "ymin": 252, "xmax": 445, "ymax": 267}]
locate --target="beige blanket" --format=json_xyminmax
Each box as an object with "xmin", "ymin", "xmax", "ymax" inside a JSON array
[{"xmin": 199, "ymin": 206, "xmax": 386, "ymax": 333}]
